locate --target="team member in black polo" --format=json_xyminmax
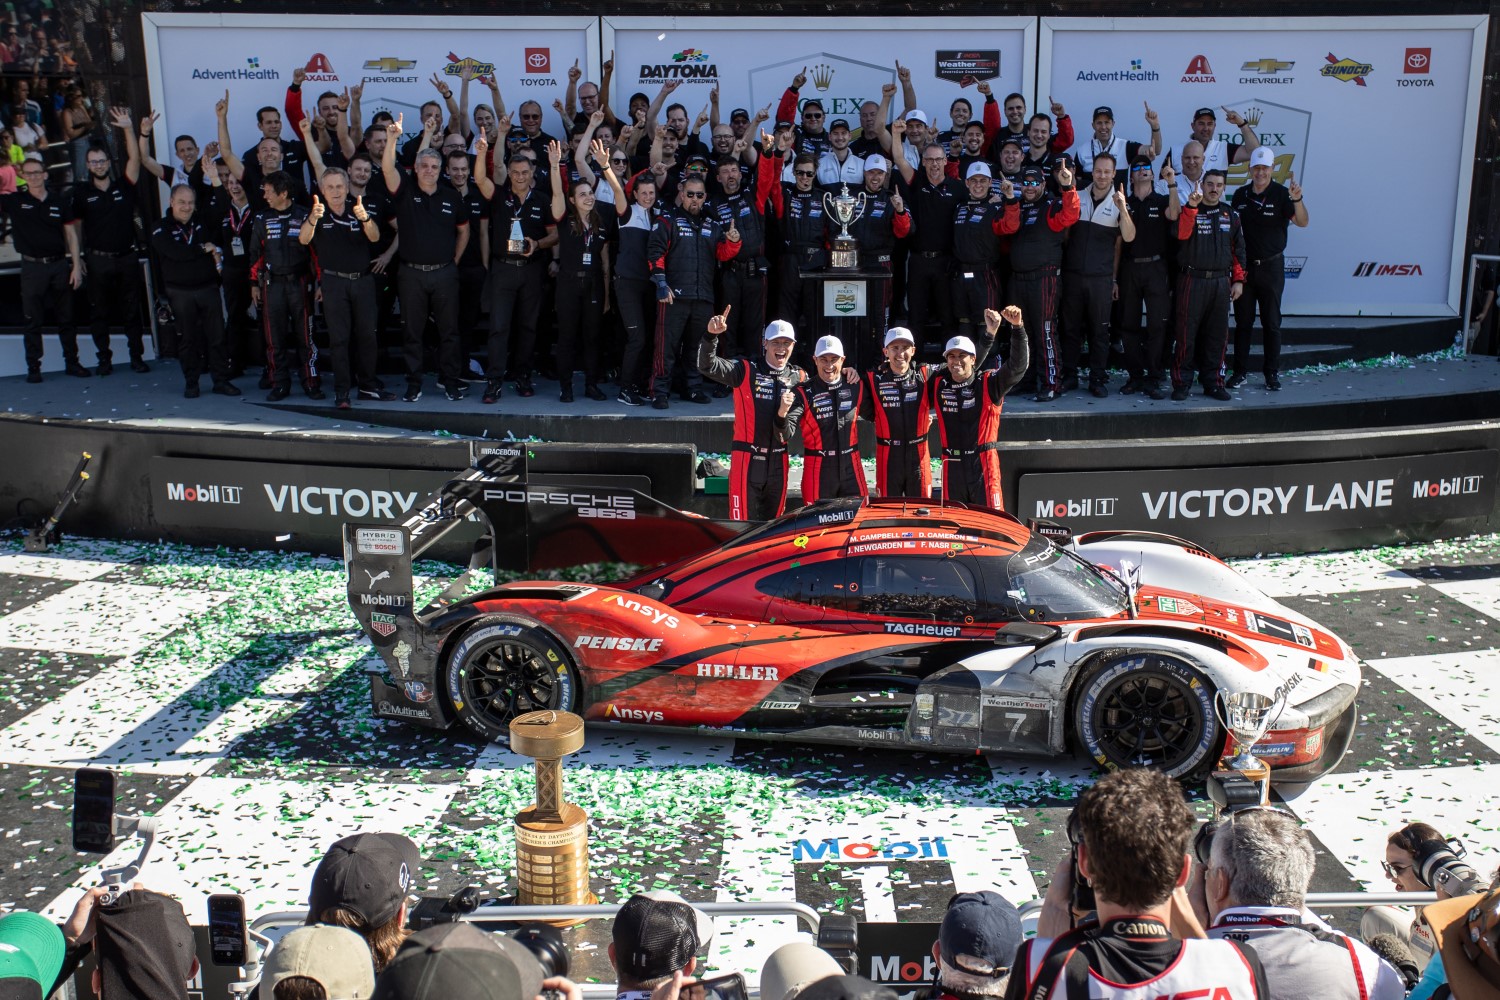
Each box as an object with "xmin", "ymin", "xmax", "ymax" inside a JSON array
[
  {"xmin": 1171, "ymin": 169, "xmax": 1246, "ymax": 402},
  {"xmin": 249, "ymin": 170, "xmax": 320, "ymax": 402},
  {"xmin": 1119, "ymin": 156, "xmax": 1179, "ymax": 400},
  {"xmin": 149, "ymin": 184, "xmax": 236, "ymax": 398},
  {"xmin": 381, "ymin": 116, "xmax": 471, "ymax": 403},
  {"xmin": 892, "ymin": 120, "xmax": 964, "ymax": 349},
  {"xmin": 204, "ymin": 165, "xmax": 262, "ymax": 384},
  {"xmin": 74, "ymin": 108, "xmax": 148, "ymax": 375},
  {"xmin": 473, "ymin": 134, "xmax": 554, "ymax": 403},
  {"xmin": 1229, "ymin": 146, "xmax": 1308, "ymax": 392},
  {"xmin": 1060, "ymin": 152, "xmax": 1134, "ymax": 397},
  {"xmin": 300, "ymin": 168, "xmax": 392, "ymax": 410},
  {"xmin": 4, "ymin": 158, "xmax": 85, "ymax": 382},
  {"xmin": 709, "ymin": 148, "xmax": 777, "ymax": 360},
  {"xmin": 445, "ymin": 149, "xmax": 489, "ymax": 380}
]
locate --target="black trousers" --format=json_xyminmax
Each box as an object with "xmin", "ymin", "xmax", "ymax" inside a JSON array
[
  {"xmin": 1059, "ymin": 271, "xmax": 1114, "ymax": 382},
  {"xmin": 457, "ymin": 262, "xmax": 487, "ymax": 357},
  {"xmin": 165, "ymin": 284, "xmax": 229, "ymax": 385},
  {"xmin": 485, "ymin": 260, "xmax": 544, "ymax": 382},
  {"xmin": 952, "ymin": 263, "xmax": 1001, "ymax": 336},
  {"xmin": 720, "ymin": 259, "xmax": 768, "ymax": 358},
  {"xmin": 221, "ymin": 260, "xmax": 259, "ymax": 371},
  {"xmin": 321, "ymin": 273, "xmax": 379, "ymax": 397},
  {"xmin": 728, "ymin": 447, "xmax": 790, "ymax": 522},
  {"xmin": 907, "ymin": 252, "xmax": 954, "ymax": 347},
  {"xmin": 1008, "ymin": 268, "xmax": 1062, "ymax": 392},
  {"xmin": 398, "ymin": 263, "xmax": 462, "ymax": 387},
  {"xmin": 555, "ymin": 271, "xmax": 604, "ymax": 388},
  {"xmin": 260, "ymin": 273, "xmax": 319, "ymax": 390},
  {"xmin": 86, "ymin": 252, "xmax": 145, "ymax": 362},
  {"xmin": 653, "ymin": 297, "xmax": 711, "ymax": 398},
  {"xmin": 1233, "ymin": 259, "xmax": 1285, "ymax": 377},
  {"xmin": 1119, "ymin": 258, "xmax": 1170, "ymax": 383},
  {"xmin": 1172, "ymin": 271, "xmax": 1231, "ymax": 390},
  {"xmin": 614, "ymin": 276, "xmax": 656, "ymax": 392},
  {"xmin": 20, "ymin": 258, "xmax": 76, "ymax": 368}
]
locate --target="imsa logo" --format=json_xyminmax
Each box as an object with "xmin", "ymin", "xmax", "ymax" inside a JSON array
[{"xmin": 1352, "ymin": 262, "xmax": 1422, "ymax": 277}]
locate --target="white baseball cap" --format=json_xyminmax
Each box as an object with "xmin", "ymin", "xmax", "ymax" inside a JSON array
[
  {"xmin": 944, "ymin": 335, "xmax": 978, "ymax": 357},
  {"xmin": 764, "ymin": 319, "xmax": 797, "ymax": 342},
  {"xmin": 905, "ymin": 110, "xmax": 930, "ymax": 126},
  {"xmin": 966, "ymin": 162, "xmax": 992, "ymax": 180},
  {"xmin": 883, "ymin": 327, "xmax": 916, "ymax": 347},
  {"xmin": 813, "ymin": 335, "xmax": 845, "ymax": 358},
  {"xmin": 864, "ymin": 154, "xmax": 889, "ymax": 173},
  {"xmin": 1249, "ymin": 146, "xmax": 1275, "ymax": 169}
]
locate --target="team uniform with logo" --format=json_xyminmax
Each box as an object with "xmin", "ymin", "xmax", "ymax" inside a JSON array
[
  {"xmin": 699, "ymin": 335, "xmax": 807, "ymax": 520},
  {"xmin": 1072, "ymin": 134, "xmax": 1148, "ymax": 175},
  {"xmin": 648, "ymin": 207, "xmax": 741, "ymax": 401},
  {"xmin": 709, "ymin": 152, "xmax": 778, "ymax": 359},
  {"xmin": 150, "ymin": 212, "xmax": 231, "ymax": 391},
  {"xmin": 74, "ymin": 176, "xmax": 146, "ymax": 369},
  {"xmin": 249, "ymin": 202, "xmax": 319, "ymax": 394},
  {"xmin": 2, "ymin": 187, "xmax": 78, "ymax": 374},
  {"xmin": 613, "ymin": 200, "xmax": 662, "ymax": 398},
  {"xmin": 1172, "ymin": 202, "xmax": 1246, "ymax": 394},
  {"xmin": 951, "ymin": 197, "xmax": 1008, "ymax": 348},
  {"xmin": 845, "ymin": 188, "xmax": 912, "ymax": 337},
  {"xmin": 485, "ymin": 183, "xmax": 553, "ymax": 390},
  {"xmin": 1229, "ymin": 180, "xmax": 1298, "ymax": 383},
  {"xmin": 308, "ymin": 204, "xmax": 380, "ymax": 401},
  {"xmin": 766, "ymin": 154, "xmax": 829, "ymax": 336},
  {"xmin": 1060, "ymin": 186, "xmax": 1125, "ymax": 390},
  {"xmin": 927, "ymin": 324, "xmax": 1028, "ymax": 509},
  {"xmin": 1120, "ymin": 190, "xmax": 1174, "ymax": 391},
  {"xmin": 999, "ymin": 187, "xmax": 1080, "ymax": 395},
  {"xmin": 783, "ymin": 376, "xmax": 867, "ymax": 503},
  {"xmin": 899, "ymin": 173, "xmax": 966, "ymax": 343},
  {"xmin": 862, "ymin": 363, "xmax": 939, "ymax": 498},
  {"xmin": 1208, "ymin": 906, "xmax": 1406, "ymax": 1000}
]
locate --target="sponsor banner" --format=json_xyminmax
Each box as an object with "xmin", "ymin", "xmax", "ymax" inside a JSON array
[
  {"xmin": 151, "ymin": 455, "xmax": 461, "ymax": 535},
  {"xmin": 604, "ymin": 16, "xmax": 1033, "ymax": 146},
  {"xmin": 1039, "ymin": 16, "xmax": 1485, "ymax": 315},
  {"xmin": 143, "ymin": 14, "xmax": 596, "ymax": 175},
  {"xmin": 857, "ymin": 922, "xmax": 943, "ymax": 987},
  {"xmin": 1017, "ymin": 450, "xmax": 1499, "ymax": 539}
]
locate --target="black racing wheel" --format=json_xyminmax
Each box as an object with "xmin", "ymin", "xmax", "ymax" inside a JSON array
[
  {"xmin": 1073, "ymin": 653, "xmax": 1222, "ymax": 779},
  {"xmin": 442, "ymin": 618, "xmax": 580, "ymax": 742}
]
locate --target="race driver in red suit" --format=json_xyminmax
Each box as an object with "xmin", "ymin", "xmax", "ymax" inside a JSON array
[
  {"xmin": 928, "ymin": 305, "xmax": 1028, "ymax": 509},
  {"xmin": 701, "ymin": 309, "xmax": 807, "ymax": 521},
  {"xmin": 782, "ymin": 334, "xmax": 868, "ymax": 504}
]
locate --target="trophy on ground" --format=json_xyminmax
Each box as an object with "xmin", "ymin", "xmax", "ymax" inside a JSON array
[
  {"xmin": 510, "ymin": 710, "xmax": 595, "ymax": 917},
  {"xmin": 1211, "ymin": 688, "xmax": 1288, "ymax": 806},
  {"xmin": 823, "ymin": 183, "xmax": 867, "ymax": 271}
]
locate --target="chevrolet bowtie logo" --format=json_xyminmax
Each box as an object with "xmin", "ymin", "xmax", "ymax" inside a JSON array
[
  {"xmin": 1241, "ymin": 58, "xmax": 1294, "ymax": 74},
  {"xmin": 364, "ymin": 57, "xmax": 416, "ymax": 72}
]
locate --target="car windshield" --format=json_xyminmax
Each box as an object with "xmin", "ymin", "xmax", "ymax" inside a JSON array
[{"xmin": 1002, "ymin": 537, "xmax": 1129, "ymax": 621}]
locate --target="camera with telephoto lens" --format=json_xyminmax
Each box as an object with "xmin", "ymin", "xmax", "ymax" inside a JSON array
[
  {"xmin": 1413, "ymin": 836, "xmax": 1482, "ymax": 896},
  {"xmin": 1065, "ymin": 807, "xmax": 1095, "ymax": 915},
  {"xmin": 1192, "ymin": 772, "xmax": 1265, "ymax": 866}
]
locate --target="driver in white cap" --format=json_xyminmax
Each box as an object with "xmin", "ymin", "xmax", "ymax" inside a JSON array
[
  {"xmin": 952, "ymin": 162, "xmax": 1010, "ymax": 354},
  {"xmin": 843, "ymin": 153, "xmax": 910, "ymax": 337},
  {"xmin": 781, "ymin": 334, "xmax": 868, "ymax": 503},
  {"xmin": 702, "ymin": 311, "xmax": 807, "ymax": 521},
  {"xmin": 928, "ymin": 305, "xmax": 1028, "ymax": 509},
  {"xmin": 859, "ymin": 325, "xmax": 943, "ymax": 498}
]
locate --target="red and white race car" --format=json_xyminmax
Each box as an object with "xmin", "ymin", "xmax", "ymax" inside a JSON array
[{"xmin": 345, "ymin": 461, "xmax": 1359, "ymax": 781}]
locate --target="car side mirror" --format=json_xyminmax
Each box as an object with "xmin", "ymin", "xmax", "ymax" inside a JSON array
[{"xmin": 993, "ymin": 622, "xmax": 1061, "ymax": 646}]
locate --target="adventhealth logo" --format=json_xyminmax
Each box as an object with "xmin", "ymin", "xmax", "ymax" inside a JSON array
[{"xmin": 192, "ymin": 57, "xmax": 280, "ymax": 81}]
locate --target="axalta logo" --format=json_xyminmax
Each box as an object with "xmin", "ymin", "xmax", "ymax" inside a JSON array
[
  {"xmin": 1352, "ymin": 262, "xmax": 1422, "ymax": 277},
  {"xmin": 482, "ymin": 489, "xmax": 635, "ymax": 519},
  {"xmin": 697, "ymin": 663, "xmax": 780, "ymax": 681},
  {"xmin": 1033, "ymin": 497, "xmax": 1117, "ymax": 518},
  {"xmin": 1181, "ymin": 55, "xmax": 1216, "ymax": 84},
  {"xmin": 792, "ymin": 835, "xmax": 949, "ymax": 861},
  {"xmin": 303, "ymin": 53, "xmax": 338, "ymax": 82},
  {"xmin": 444, "ymin": 52, "xmax": 495, "ymax": 78},
  {"xmin": 601, "ymin": 594, "xmax": 679, "ymax": 629},
  {"xmin": 1412, "ymin": 476, "xmax": 1483, "ymax": 498},
  {"xmin": 639, "ymin": 50, "xmax": 718, "ymax": 82},
  {"xmin": 166, "ymin": 483, "xmax": 243, "ymax": 504},
  {"xmin": 573, "ymin": 635, "xmax": 665, "ymax": 652},
  {"xmin": 1321, "ymin": 53, "xmax": 1373, "ymax": 86},
  {"xmin": 605, "ymin": 704, "xmax": 664, "ymax": 723},
  {"xmin": 192, "ymin": 59, "xmax": 280, "ymax": 82},
  {"xmin": 266, "ymin": 484, "xmax": 419, "ymax": 518}
]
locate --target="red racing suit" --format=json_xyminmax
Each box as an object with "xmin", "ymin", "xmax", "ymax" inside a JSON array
[
  {"xmin": 861, "ymin": 363, "xmax": 937, "ymax": 498},
  {"xmin": 699, "ymin": 333, "xmax": 806, "ymax": 521},
  {"xmin": 927, "ymin": 322, "xmax": 1029, "ymax": 509},
  {"xmin": 782, "ymin": 376, "xmax": 868, "ymax": 504}
]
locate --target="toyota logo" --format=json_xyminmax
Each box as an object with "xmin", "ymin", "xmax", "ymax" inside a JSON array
[
  {"xmin": 1406, "ymin": 52, "xmax": 1428, "ymax": 70},
  {"xmin": 527, "ymin": 52, "xmax": 548, "ymax": 68}
]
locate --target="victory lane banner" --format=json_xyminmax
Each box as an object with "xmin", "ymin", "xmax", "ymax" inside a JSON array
[{"xmin": 1016, "ymin": 449, "xmax": 1499, "ymax": 541}]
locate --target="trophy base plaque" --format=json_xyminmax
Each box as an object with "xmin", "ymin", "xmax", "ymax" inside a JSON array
[
  {"xmin": 515, "ymin": 801, "xmax": 596, "ymax": 923},
  {"xmin": 828, "ymin": 237, "xmax": 859, "ymax": 271}
]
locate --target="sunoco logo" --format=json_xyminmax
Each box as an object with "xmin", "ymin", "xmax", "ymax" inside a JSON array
[
  {"xmin": 1033, "ymin": 497, "xmax": 1117, "ymax": 518},
  {"xmin": 1413, "ymin": 476, "xmax": 1482, "ymax": 498},
  {"xmin": 1321, "ymin": 53, "xmax": 1373, "ymax": 86},
  {"xmin": 167, "ymin": 483, "xmax": 243, "ymax": 504}
]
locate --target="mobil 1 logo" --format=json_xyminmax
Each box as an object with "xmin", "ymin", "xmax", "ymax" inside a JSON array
[{"xmin": 790, "ymin": 834, "xmax": 955, "ymax": 922}]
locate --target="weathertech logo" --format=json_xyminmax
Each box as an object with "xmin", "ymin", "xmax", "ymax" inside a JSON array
[
  {"xmin": 1321, "ymin": 53, "xmax": 1373, "ymax": 86},
  {"xmin": 1412, "ymin": 476, "xmax": 1482, "ymax": 498},
  {"xmin": 524, "ymin": 48, "xmax": 550, "ymax": 73},
  {"xmin": 1033, "ymin": 497, "xmax": 1117, "ymax": 518},
  {"xmin": 1352, "ymin": 262, "xmax": 1422, "ymax": 277},
  {"xmin": 166, "ymin": 482, "xmax": 243, "ymax": 504},
  {"xmin": 1181, "ymin": 55, "xmax": 1216, "ymax": 83}
]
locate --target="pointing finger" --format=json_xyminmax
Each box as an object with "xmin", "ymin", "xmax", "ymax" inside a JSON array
[{"xmin": 722, "ymin": 304, "xmax": 732, "ymax": 318}]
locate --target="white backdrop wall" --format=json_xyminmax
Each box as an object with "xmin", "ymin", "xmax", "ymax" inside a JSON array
[{"xmin": 141, "ymin": 14, "xmax": 1486, "ymax": 317}]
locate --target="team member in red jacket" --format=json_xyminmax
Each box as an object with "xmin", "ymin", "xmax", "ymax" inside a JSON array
[
  {"xmin": 927, "ymin": 307, "xmax": 1028, "ymax": 510},
  {"xmin": 998, "ymin": 162, "xmax": 1078, "ymax": 401},
  {"xmin": 701, "ymin": 311, "xmax": 807, "ymax": 521},
  {"xmin": 783, "ymin": 335, "xmax": 867, "ymax": 504},
  {"xmin": 861, "ymin": 327, "xmax": 936, "ymax": 498},
  {"xmin": 1171, "ymin": 169, "xmax": 1246, "ymax": 402}
]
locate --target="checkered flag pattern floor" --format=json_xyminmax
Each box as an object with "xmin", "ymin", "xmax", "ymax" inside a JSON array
[{"xmin": 0, "ymin": 534, "xmax": 1496, "ymax": 985}]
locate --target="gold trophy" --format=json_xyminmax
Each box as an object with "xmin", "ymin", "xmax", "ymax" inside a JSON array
[{"xmin": 510, "ymin": 710, "xmax": 595, "ymax": 917}]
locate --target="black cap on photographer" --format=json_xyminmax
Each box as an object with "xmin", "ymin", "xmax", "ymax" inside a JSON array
[
  {"xmin": 613, "ymin": 891, "xmax": 713, "ymax": 981},
  {"xmin": 95, "ymin": 890, "xmax": 197, "ymax": 1000},
  {"xmin": 373, "ymin": 923, "xmax": 545, "ymax": 1000}
]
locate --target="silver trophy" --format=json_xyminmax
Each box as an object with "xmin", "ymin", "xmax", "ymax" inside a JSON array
[
  {"xmin": 823, "ymin": 183, "xmax": 868, "ymax": 271},
  {"xmin": 1214, "ymin": 689, "xmax": 1288, "ymax": 771}
]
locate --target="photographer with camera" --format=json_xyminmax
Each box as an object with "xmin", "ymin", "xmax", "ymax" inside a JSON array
[
  {"xmin": 609, "ymin": 890, "xmax": 715, "ymax": 997},
  {"xmin": 307, "ymin": 832, "xmax": 420, "ymax": 973},
  {"xmin": 51, "ymin": 884, "xmax": 200, "ymax": 1000},
  {"xmin": 373, "ymin": 920, "xmax": 581, "ymax": 1000},
  {"xmin": 1008, "ymin": 768, "xmax": 1269, "ymax": 1000},
  {"xmin": 1361, "ymin": 822, "xmax": 1485, "ymax": 974},
  {"xmin": 1199, "ymin": 807, "xmax": 1406, "ymax": 1000}
]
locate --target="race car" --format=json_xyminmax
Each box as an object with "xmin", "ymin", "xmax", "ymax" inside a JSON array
[{"xmin": 343, "ymin": 453, "xmax": 1359, "ymax": 781}]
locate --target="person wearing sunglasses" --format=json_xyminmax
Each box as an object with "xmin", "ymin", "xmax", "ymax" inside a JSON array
[
  {"xmin": 1118, "ymin": 155, "xmax": 1179, "ymax": 401},
  {"xmin": 997, "ymin": 160, "xmax": 1078, "ymax": 401},
  {"xmin": 1201, "ymin": 807, "xmax": 1406, "ymax": 1000},
  {"xmin": 1362, "ymin": 822, "xmax": 1488, "ymax": 978},
  {"xmin": 772, "ymin": 65, "xmax": 833, "ymax": 160},
  {"xmin": 764, "ymin": 131, "xmax": 826, "ymax": 338},
  {"xmin": 708, "ymin": 145, "xmax": 777, "ymax": 360}
]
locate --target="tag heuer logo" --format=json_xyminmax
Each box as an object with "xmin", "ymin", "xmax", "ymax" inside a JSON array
[{"xmin": 370, "ymin": 612, "xmax": 398, "ymax": 637}]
